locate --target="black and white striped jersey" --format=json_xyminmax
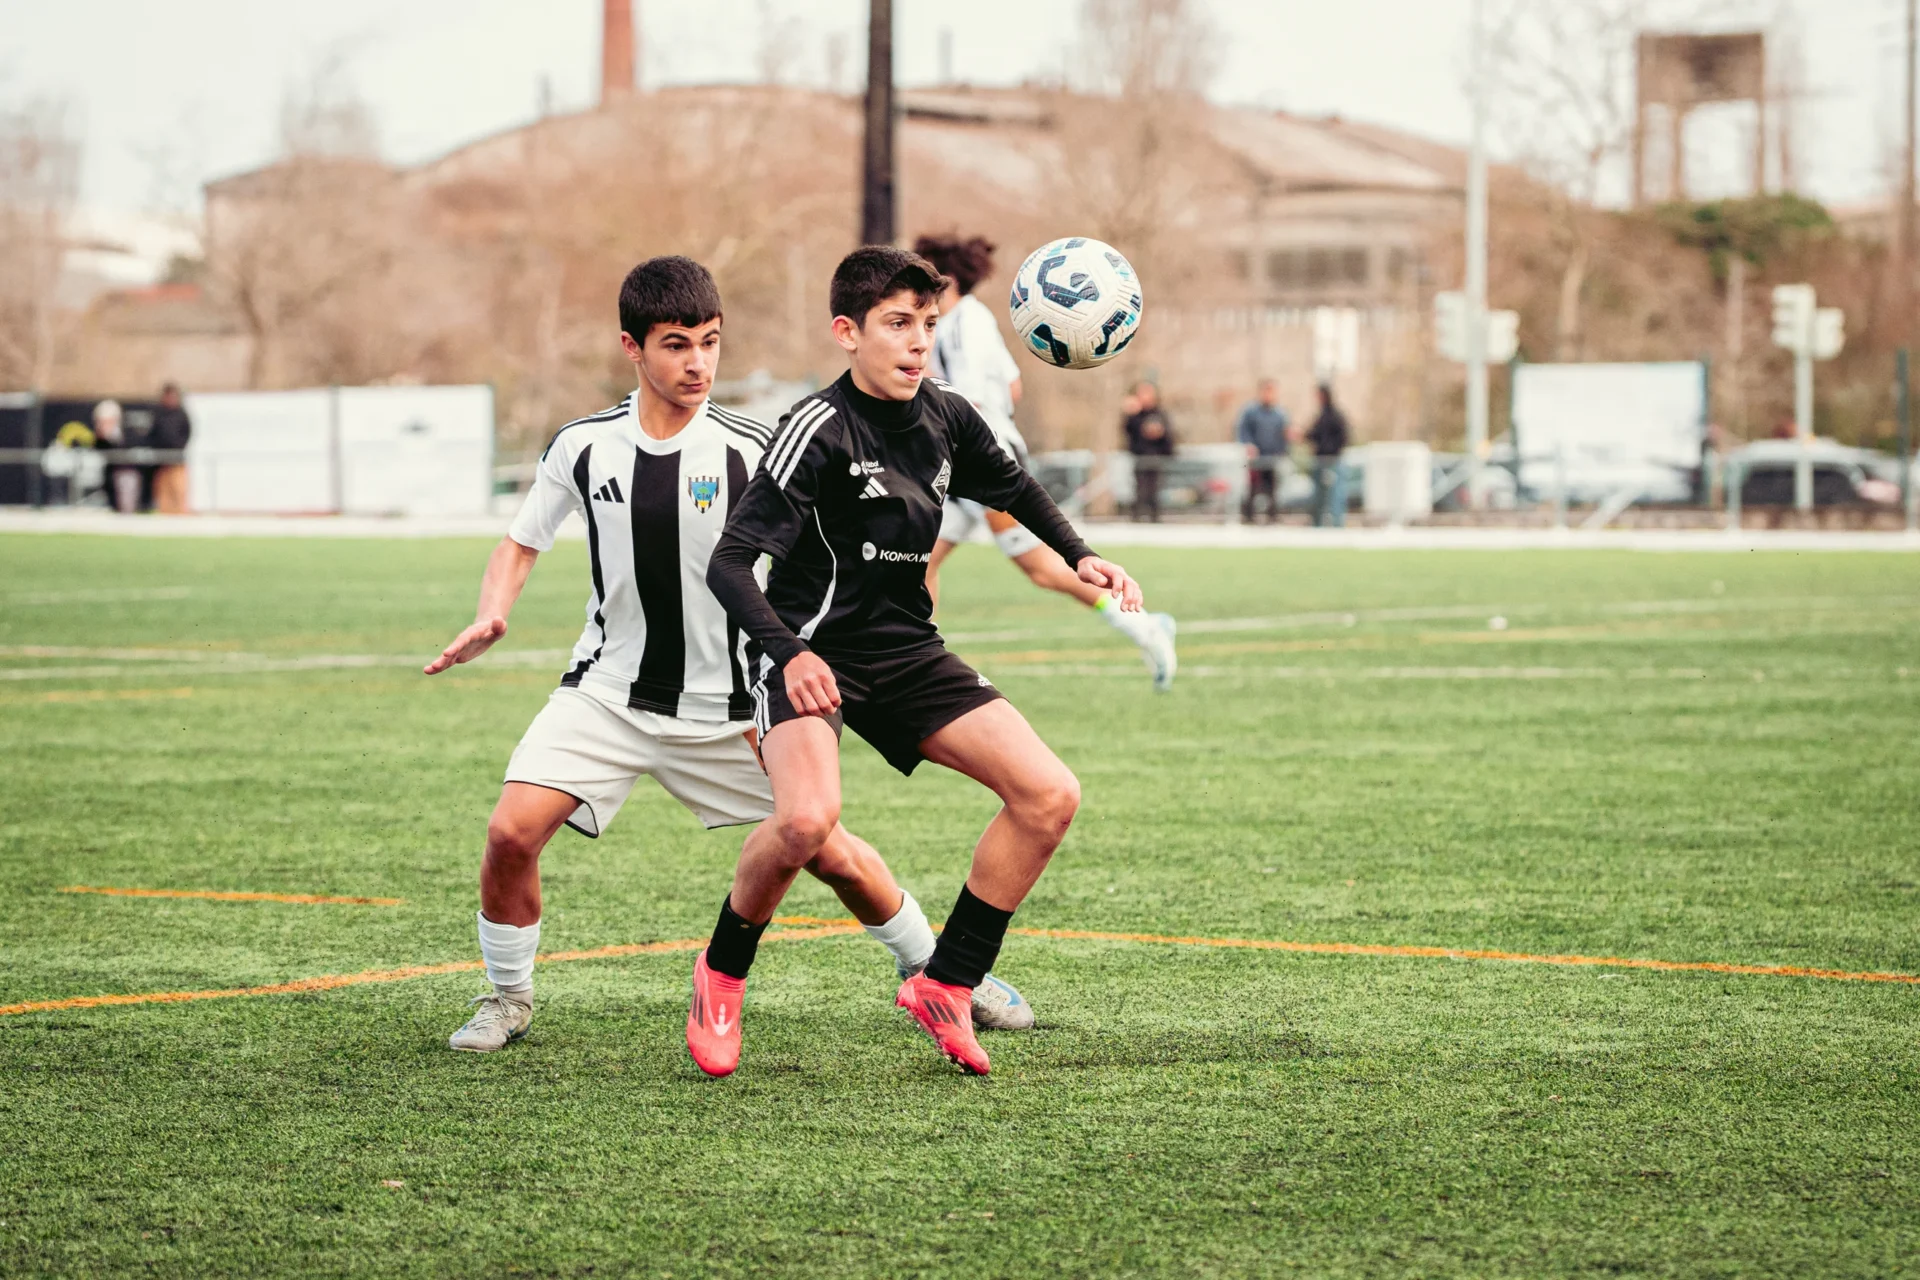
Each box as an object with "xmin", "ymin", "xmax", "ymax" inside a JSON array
[{"xmin": 508, "ymin": 393, "xmax": 773, "ymax": 722}]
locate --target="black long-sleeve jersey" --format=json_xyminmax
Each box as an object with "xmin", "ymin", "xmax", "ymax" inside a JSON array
[{"xmin": 708, "ymin": 371, "xmax": 1096, "ymax": 668}]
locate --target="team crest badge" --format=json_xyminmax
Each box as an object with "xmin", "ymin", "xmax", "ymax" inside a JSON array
[
  {"xmin": 687, "ymin": 476, "xmax": 720, "ymax": 513},
  {"xmin": 931, "ymin": 458, "xmax": 952, "ymax": 506}
]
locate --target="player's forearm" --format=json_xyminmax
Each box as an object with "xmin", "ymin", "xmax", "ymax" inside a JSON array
[
  {"xmin": 999, "ymin": 474, "xmax": 1095, "ymax": 570},
  {"xmin": 706, "ymin": 534, "xmax": 808, "ymax": 668},
  {"xmin": 476, "ymin": 537, "xmax": 539, "ymax": 623}
]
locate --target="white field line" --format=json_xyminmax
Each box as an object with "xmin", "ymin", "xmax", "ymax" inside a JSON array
[
  {"xmin": 3, "ymin": 586, "xmax": 194, "ymax": 606},
  {"xmin": 947, "ymin": 594, "xmax": 1920, "ymax": 644},
  {"xmin": 0, "ymin": 648, "xmax": 575, "ymax": 682},
  {"xmin": 7, "ymin": 508, "xmax": 1920, "ymax": 551},
  {"xmin": 984, "ymin": 663, "xmax": 1908, "ymax": 681}
]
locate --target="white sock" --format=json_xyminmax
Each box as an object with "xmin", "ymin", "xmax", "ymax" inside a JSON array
[
  {"xmin": 1096, "ymin": 593, "xmax": 1156, "ymax": 646},
  {"xmin": 477, "ymin": 912, "xmax": 539, "ymax": 997},
  {"xmin": 864, "ymin": 890, "xmax": 936, "ymax": 973}
]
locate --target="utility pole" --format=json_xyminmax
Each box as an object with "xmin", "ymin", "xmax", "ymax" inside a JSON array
[
  {"xmin": 861, "ymin": 0, "xmax": 896, "ymax": 246},
  {"xmin": 1464, "ymin": 0, "xmax": 1491, "ymax": 507},
  {"xmin": 1902, "ymin": 0, "xmax": 1917, "ymax": 348}
]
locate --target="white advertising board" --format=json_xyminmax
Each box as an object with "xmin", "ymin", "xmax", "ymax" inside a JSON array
[
  {"xmin": 1513, "ymin": 362, "xmax": 1706, "ymax": 504},
  {"xmin": 185, "ymin": 389, "xmax": 335, "ymax": 514},
  {"xmin": 183, "ymin": 385, "xmax": 493, "ymax": 516},
  {"xmin": 337, "ymin": 385, "xmax": 493, "ymax": 517}
]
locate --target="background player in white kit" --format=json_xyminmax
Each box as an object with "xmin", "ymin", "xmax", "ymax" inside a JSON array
[
  {"xmin": 913, "ymin": 235, "xmax": 1178, "ymax": 691},
  {"xmin": 423, "ymin": 257, "xmax": 1032, "ymax": 1055}
]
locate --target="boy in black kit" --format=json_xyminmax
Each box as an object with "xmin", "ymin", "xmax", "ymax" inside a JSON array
[{"xmin": 690, "ymin": 247, "xmax": 1149, "ymax": 1077}]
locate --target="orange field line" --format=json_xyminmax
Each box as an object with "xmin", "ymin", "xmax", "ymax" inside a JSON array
[
  {"xmin": 61, "ymin": 885, "xmax": 406, "ymax": 907},
  {"xmin": 770, "ymin": 916, "xmax": 1920, "ymax": 986},
  {"xmin": 7, "ymin": 915, "xmax": 1910, "ymax": 1022},
  {"xmin": 0, "ymin": 924, "xmax": 862, "ymax": 1018},
  {"xmin": 1010, "ymin": 926, "xmax": 1920, "ymax": 984}
]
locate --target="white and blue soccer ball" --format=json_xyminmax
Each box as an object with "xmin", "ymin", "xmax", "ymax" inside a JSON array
[{"xmin": 1007, "ymin": 236, "xmax": 1143, "ymax": 370}]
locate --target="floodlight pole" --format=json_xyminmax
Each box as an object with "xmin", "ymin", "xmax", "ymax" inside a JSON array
[
  {"xmin": 1902, "ymin": 0, "xmax": 1917, "ymax": 349},
  {"xmin": 861, "ymin": 0, "xmax": 897, "ymax": 246},
  {"xmin": 1464, "ymin": 0, "xmax": 1491, "ymax": 509}
]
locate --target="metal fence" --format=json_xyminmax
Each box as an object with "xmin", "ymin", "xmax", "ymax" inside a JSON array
[{"xmin": 1032, "ymin": 443, "xmax": 1920, "ymax": 531}]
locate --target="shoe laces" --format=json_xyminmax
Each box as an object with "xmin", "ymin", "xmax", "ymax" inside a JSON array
[{"xmin": 464, "ymin": 992, "xmax": 525, "ymax": 1027}]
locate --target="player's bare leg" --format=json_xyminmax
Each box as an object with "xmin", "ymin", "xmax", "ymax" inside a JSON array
[
  {"xmin": 729, "ymin": 716, "xmax": 844, "ymax": 923},
  {"xmin": 919, "ymin": 699, "xmax": 1080, "ymax": 907},
  {"xmin": 688, "ymin": 717, "xmax": 840, "ymax": 1077},
  {"xmin": 450, "ymin": 782, "xmax": 579, "ymax": 1052},
  {"xmin": 478, "ymin": 783, "xmax": 580, "ymax": 926},
  {"xmin": 929, "ymin": 515, "xmax": 1176, "ymax": 691},
  {"xmin": 895, "ymin": 698, "xmax": 1080, "ymax": 1074},
  {"xmin": 805, "ymin": 824, "xmax": 901, "ymax": 925},
  {"xmin": 988, "ymin": 511, "xmax": 1178, "ymax": 691}
]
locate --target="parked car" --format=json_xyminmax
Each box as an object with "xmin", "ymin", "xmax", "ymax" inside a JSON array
[{"xmin": 1730, "ymin": 440, "xmax": 1904, "ymax": 507}]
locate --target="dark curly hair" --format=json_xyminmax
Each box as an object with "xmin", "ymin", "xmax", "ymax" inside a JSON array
[{"xmin": 911, "ymin": 234, "xmax": 996, "ymax": 297}]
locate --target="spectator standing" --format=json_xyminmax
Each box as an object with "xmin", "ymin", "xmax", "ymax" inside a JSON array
[
  {"xmin": 1305, "ymin": 384, "xmax": 1350, "ymax": 528},
  {"xmin": 1123, "ymin": 381, "xmax": 1175, "ymax": 523},
  {"xmin": 150, "ymin": 382, "xmax": 192, "ymax": 514},
  {"xmin": 1235, "ymin": 378, "xmax": 1290, "ymax": 524}
]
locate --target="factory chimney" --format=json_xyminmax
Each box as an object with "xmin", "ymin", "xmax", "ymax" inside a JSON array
[{"xmin": 601, "ymin": 0, "xmax": 635, "ymax": 104}]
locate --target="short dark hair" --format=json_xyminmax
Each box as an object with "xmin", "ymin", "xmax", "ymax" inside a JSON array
[
  {"xmin": 619, "ymin": 256, "xmax": 722, "ymax": 344},
  {"xmin": 911, "ymin": 234, "xmax": 995, "ymax": 296},
  {"xmin": 830, "ymin": 246, "xmax": 948, "ymax": 329}
]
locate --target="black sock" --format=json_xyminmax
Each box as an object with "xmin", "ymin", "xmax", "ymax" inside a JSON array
[
  {"xmin": 924, "ymin": 885, "xmax": 1014, "ymax": 990},
  {"xmin": 705, "ymin": 895, "xmax": 768, "ymax": 980}
]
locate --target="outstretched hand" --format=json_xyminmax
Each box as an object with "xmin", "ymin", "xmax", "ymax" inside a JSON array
[
  {"xmin": 424, "ymin": 617, "xmax": 507, "ymax": 675},
  {"xmin": 1076, "ymin": 556, "xmax": 1144, "ymax": 612}
]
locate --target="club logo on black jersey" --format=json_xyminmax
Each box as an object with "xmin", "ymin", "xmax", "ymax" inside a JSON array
[
  {"xmin": 687, "ymin": 475, "xmax": 720, "ymax": 513},
  {"xmin": 592, "ymin": 478, "xmax": 625, "ymax": 504},
  {"xmin": 863, "ymin": 542, "xmax": 929, "ymax": 564},
  {"xmin": 931, "ymin": 458, "xmax": 952, "ymax": 506}
]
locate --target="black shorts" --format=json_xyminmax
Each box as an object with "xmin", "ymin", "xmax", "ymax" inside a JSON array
[{"xmin": 750, "ymin": 644, "xmax": 1005, "ymax": 775}]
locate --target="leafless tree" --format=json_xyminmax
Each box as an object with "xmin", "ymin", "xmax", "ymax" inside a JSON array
[
  {"xmin": 1076, "ymin": 0, "xmax": 1219, "ymax": 101},
  {"xmin": 204, "ymin": 61, "xmax": 409, "ymax": 388},
  {"xmin": 1484, "ymin": 0, "xmax": 1654, "ymax": 360},
  {"xmin": 1023, "ymin": 0, "xmax": 1232, "ymax": 452},
  {"xmin": 0, "ymin": 93, "xmax": 80, "ymax": 390}
]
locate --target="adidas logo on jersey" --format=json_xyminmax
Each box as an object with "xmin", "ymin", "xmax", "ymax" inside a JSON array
[
  {"xmin": 592, "ymin": 478, "xmax": 625, "ymax": 503},
  {"xmin": 859, "ymin": 476, "xmax": 889, "ymax": 499}
]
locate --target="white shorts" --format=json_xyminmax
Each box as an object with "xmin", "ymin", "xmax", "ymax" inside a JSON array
[
  {"xmin": 936, "ymin": 498, "xmax": 1043, "ymax": 559},
  {"xmin": 503, "ymin": 687, "xmax": 773, "ymax": 836}
]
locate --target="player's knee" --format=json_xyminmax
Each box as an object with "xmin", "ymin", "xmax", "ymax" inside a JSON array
[
  {"xmin": 1021, "ymin": 768, "xmax": 1081, "ymax": 838},
  {"xmin": 773, "ymin": 802, "xmax": 839, "ymax": 859},
  {"xmin": 802, "ymin": 839, "xmax": 857, "ymax": 887},
  {"xmin": 485, "ymin": 813, "xmax": 546, "ymax": 866}
]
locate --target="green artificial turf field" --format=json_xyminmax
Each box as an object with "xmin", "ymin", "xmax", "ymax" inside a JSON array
[{"xmin": 1, "ymin": 532, "xmax": 1917, "ymax": 1278}]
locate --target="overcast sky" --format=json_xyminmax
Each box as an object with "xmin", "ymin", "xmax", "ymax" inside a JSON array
[{"xmin": 2, "ymin": 0, "xmax": 1906, "ymax": 217}]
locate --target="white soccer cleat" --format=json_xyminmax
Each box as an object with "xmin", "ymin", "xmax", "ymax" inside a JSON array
[
  {"xmin": 899, "ymin": 963, "xmax": 1036, "ymax": 1030},
  {"xmin": 970, "ymin": 973, "xmax": 1036, "ymax": 1031},
  {"xmin": 448, "ymin": 992, "xmax": 531, "ymax": 1052},
  {"xmin": 1142, "ymin": 612, "xmax": 1178, "ymax": 692}
]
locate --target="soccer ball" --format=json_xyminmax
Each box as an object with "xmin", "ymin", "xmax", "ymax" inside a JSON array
[{"xmin": 1007, "ymin": 237, "xmax": 1143, "ymax": 370}]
